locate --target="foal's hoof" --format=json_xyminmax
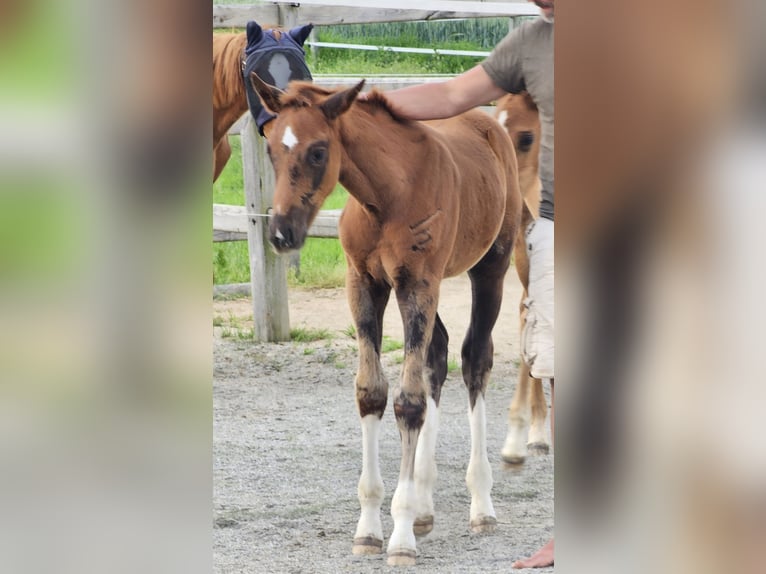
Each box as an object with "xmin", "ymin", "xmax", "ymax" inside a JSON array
[
  {"xmin": 470, "ymin": 515, "xmax": 497, "ymax": 533},
  {"xmin": 501, "ymin": 453, "xmax": 526, "ymax": 467},
  {"xmin": 527, "ymin": 441, "xmax": 550, "ymax": 455},
  {"xmin": 387, "ymin": 549, "xmax": 417, "ymax": 566},
  {"xmin": 352, "ymin": 536, "xmax": 383, "ymax": 555},
  {"xmin": 413, "ymin": 515, "xmax": 434, "ymax": 537}
]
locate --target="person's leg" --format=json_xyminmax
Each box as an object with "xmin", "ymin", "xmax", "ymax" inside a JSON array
[
  {"xmin": 514, "ymin": 215, "xmax": 554, "ymax": 568},
  {"xmin": 521, "ymin": 218, "xmax": 554, "ymax": 380}
]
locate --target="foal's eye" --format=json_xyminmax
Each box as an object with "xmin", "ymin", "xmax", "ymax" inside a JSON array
[
  {"xmin": 307, "ymin": 146, "xmax": 327, "ymax": 166},
  {"xmin": 516, "ymin": 131, "xmax": 535, "ymax": 153}
]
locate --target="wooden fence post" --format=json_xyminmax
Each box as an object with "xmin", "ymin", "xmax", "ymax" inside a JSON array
[{"xmin": 241, "ymin": 116, "xmax": 291, "ymax": 342}]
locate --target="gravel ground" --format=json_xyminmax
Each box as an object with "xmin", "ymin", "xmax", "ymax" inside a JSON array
[{"xmin": 214, "ymin": 276, "xmax": 553, "ymax": 573}]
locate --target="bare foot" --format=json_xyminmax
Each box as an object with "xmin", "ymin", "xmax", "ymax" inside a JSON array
[{"xmin": 512, "ymin": 538, "xmax": 554, "ymax": 568}]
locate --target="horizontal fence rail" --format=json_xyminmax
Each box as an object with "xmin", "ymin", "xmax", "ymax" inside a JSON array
[
  {"xmin": 213, "ymin": 205, "xmax": 342, "ymax": 242},
  {"xmin": 213, "ymin": 1, "xmax": 538, "ymax": 28},
  {"xmin": 305, "ymin": 41, "xmax": 490, "ymax": 57}
]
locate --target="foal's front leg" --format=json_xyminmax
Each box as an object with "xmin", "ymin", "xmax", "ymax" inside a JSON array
[
  {"xmin": 387, "ymin": 278, "xmax": 439, "ymax": 566},
  {"xmin": 463, "ymin": 260, "xmax": 511, "ymax": 533},
  {"xmin": 348, "ymin": 270, "xmax": 391, "ymax": 556}
]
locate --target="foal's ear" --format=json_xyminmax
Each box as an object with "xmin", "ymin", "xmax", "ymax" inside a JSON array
[
  {"xmin": 320, "ymin": 80, "xmax": 366, "ymax": 121},
  {"xmin": 250, "ymin": 72, "xmax": 285, "ymax": 114}
]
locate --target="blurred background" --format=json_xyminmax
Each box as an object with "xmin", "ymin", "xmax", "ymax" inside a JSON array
[{"xmin": 0, "ymin": 0, "xmax": 764, "ymax": 572}]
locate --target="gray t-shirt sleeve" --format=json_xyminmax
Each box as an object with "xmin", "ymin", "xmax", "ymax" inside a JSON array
[{"xmin": 481, "ymin": 27, "xmax": 526, "ymax": 94}]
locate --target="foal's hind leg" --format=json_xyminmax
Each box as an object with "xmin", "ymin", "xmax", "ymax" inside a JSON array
[
  {"xmin": 502, "ymin": 360, "xmax": 533, "ymax": 465},
  {"xmin": 527, "ymin": 376, "xmax": 550, "ymax": 454},
  {"xmin": 462, "ymin": 248, "xmax": 510, "ymax": 533},
  {"xmin": 502, "ymin": 365, "xmax": 550, "ymax": 464},
  {"xmin": 348, "ymin": 269, "xmax": 391, "ymax": 556},
  {"xmin": 413, "ymin": 314, "xmax": 448, "ymax": 537}
]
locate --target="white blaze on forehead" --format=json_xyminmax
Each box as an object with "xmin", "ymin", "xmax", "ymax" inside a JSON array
[
  {"xmin": 496, "ymin": 110, "xmax": 508, "ymax": 132},
  {"xmin": 282, "ymin": 125, "xmax": 299, "ymax": 149}
]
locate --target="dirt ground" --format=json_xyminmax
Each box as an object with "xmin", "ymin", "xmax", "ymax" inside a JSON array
[{"xmin": 213, "ymin": 273, "xmax": 553, "ymax": 573}]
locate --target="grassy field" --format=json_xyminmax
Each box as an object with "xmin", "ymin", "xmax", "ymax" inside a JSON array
[{"xmin": 213, "ymin": 21, "xmax": 513, "ymax": 288}]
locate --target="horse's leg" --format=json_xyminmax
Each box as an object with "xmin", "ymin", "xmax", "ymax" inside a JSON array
[
  {"xmin": 213, "ymin": 136, "xmax": 231, "ymax": 183},
  {"xmin": 463, "ymin": 249, "xmax": 510, "ymax": 533},
  {"xmin": 501, "ymin": 360, "xmax": 532, "ymax": 465},
  {"xmin": 387, "ymin": 275, "xmax": 439, "ymax": 566},
  {"xmin": 502, "ymin": 209, "xmax": 535, "ymax": 464},
  {"xmin": 413, "ymin": 313, "xmax": 448, "ymax": 537},
  {"xmin": 348, "ymin": 269, "xmax": 391, "ymax": 556},
  {"xmin": 527, "ymin": 376, "xmax": 550, "ymax": 454}
]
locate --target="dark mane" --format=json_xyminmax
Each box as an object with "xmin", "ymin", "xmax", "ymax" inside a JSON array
[
  {"xmin": 212, "ymin": 33, "xmax": 248, "ymax": 108},
  {"xmin": 361, "ymin": 89, "xmax": 406, "ymax": 121}
]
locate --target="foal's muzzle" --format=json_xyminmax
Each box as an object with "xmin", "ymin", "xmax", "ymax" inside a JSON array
[{"xmin": 269, "ymin": 213, "xmax": 307, "ymax": 253}]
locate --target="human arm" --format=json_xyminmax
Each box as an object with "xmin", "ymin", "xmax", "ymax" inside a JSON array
[{"xmin": 375, "ymin": 64, "xmax": 507, "ymax": 121}]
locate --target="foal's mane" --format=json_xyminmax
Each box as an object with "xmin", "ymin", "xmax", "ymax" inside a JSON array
[
  {"xmin": 212, "ymin": 25, "xmax": 283, "ymax": 108},
  {"xmin": 281, "ymin": 82, "xmax": 407, "ymax": 122}
]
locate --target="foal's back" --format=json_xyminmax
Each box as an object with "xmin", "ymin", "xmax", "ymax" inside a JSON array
[{"xmin": 423, "ymin": 109, "xmax": 522, "ymax": 277}]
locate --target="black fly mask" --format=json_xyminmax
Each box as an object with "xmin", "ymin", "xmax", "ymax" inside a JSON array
[{"xmin": 241, "ymin": 21, "xmax": 313, "ymax": 135}]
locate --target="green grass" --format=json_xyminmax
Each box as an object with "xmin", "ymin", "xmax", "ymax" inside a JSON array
[
  {"xmin": 306, "ymin": 29, "xmax": 487, "ymax": 75},
  {"xmin": 290, "ymin": 327, "xmax": 333, "ymax": 342},
  {"xmin": 220, "ymin": 326, "xmax": 254, "ymax": 340},
  {"xmin": 381, "ymin": 337, "xmax": 404, "ymax": 354}
]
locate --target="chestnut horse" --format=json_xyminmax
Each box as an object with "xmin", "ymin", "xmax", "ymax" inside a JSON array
[
  {"xmin": 212, "ymin": 22, "xmax": 312, "ymax": 181},
  {"xmin": 495, "ymin": 92, "xmax": 552, "ymax": 464},
  {"xmin": 251, "ymin": 76, "xmax": 522, "ymax": 566}
]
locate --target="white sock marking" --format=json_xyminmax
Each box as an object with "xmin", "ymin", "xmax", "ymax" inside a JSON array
[
  {"xmin": 414, "ymin": 396, "xmax": 439, "ymax": 519},
  {"xmin": 466, "ymin": 394, "xmax": 495, "ymax": 521},
  {"xmin": 355, "ymin": 415, "xmax": 384, "ymax": 542},
  {"xmin": 388, "ymin": 479, "xmax": 416, "ymax": 554}
]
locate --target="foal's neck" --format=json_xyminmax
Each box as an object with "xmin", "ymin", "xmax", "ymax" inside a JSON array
[{"xmin": 337, "ymin": 103, "xmax": 424, "ymax": 212}]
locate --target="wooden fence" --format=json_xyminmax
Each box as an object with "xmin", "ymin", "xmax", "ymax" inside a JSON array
[
  {"xmin": 213, "ymin": 1, "xmax": 536, "ymax": 342},
  {"xmin": 213, "ymin": 1, "xmax": 538, "ymax": 28}
]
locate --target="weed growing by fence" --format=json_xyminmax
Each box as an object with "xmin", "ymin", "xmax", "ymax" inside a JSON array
[{"xmin": 290, "ymin": 327, "xmax": 333, "ymax": 342}]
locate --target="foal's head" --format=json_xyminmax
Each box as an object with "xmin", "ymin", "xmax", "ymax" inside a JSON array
[
  {"xmin": 251, "ymin": 75, "xmax": 366, "ymax": 252},
  {"xmin": 495, "ymin": 92, "xmax": 541, "ymax": 180}
]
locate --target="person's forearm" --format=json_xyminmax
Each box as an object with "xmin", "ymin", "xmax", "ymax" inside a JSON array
[
  {"xmin": 381, "ymin": 65, "xmax": 506, "ymax": 121},
  {"xmin": 383, "ymin": 82, "xmax": 464, "ymax": 120}
]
